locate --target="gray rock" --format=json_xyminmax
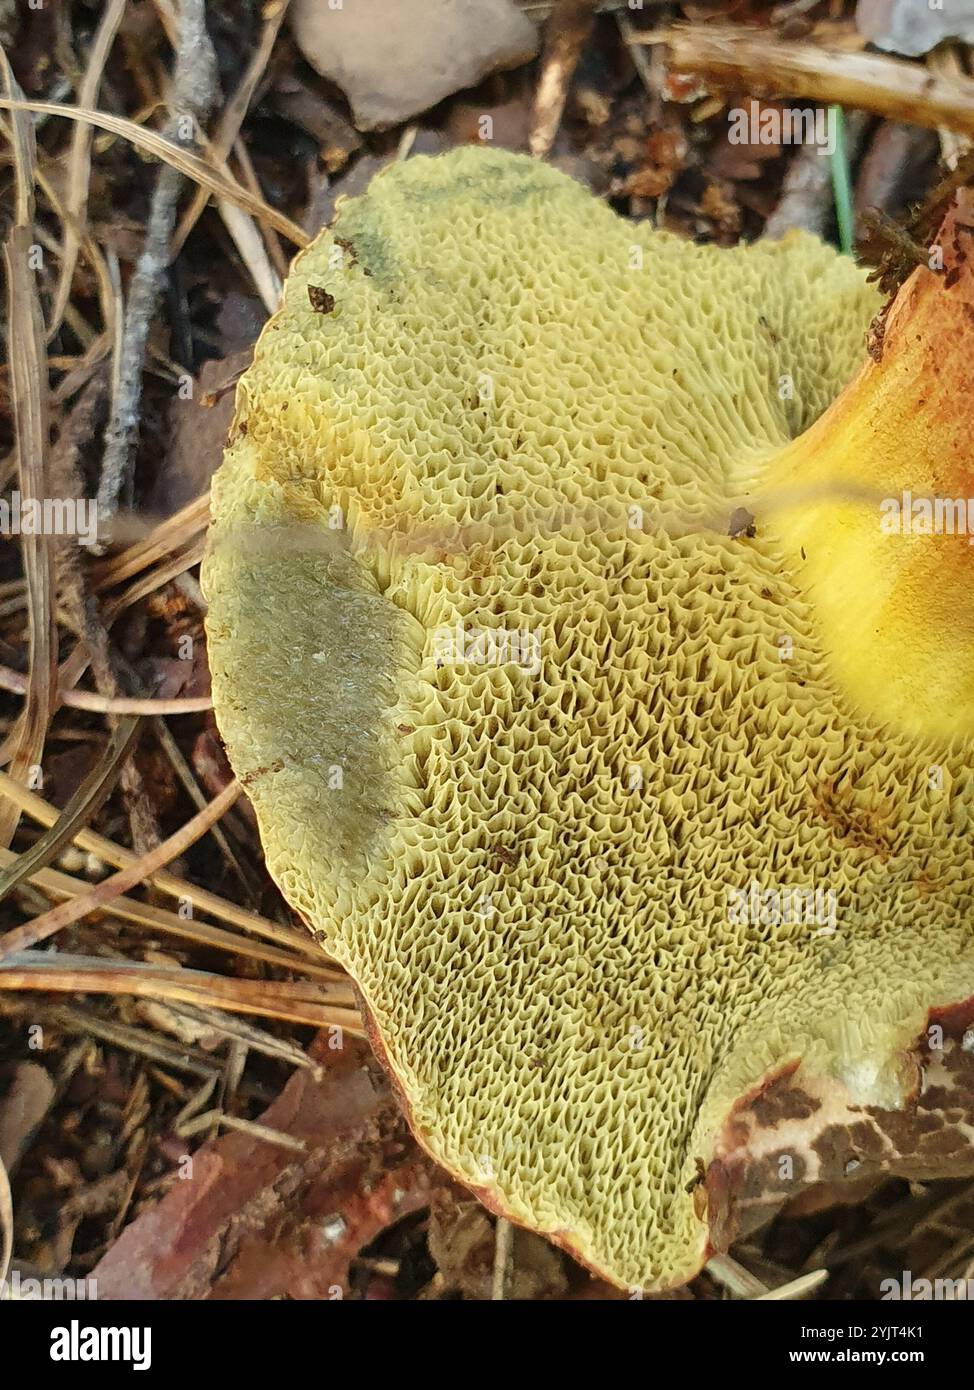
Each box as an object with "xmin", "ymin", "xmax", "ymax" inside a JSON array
[
  {"xmin": 290, "ymin": 0, "xmax": 539, "ymax": 132},
  {"xmin": 856, "ymin": 0, "xmax": 974, "ymax": 57}
]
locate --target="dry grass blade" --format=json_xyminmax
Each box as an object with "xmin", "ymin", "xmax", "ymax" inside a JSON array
[
  {"xmin": 42, "ymin": 1003, "xmax": 221, "ymax": 1079},
  {"xmin": 0, "ymin": 242, "xmax": 58, "ymax": 813},
  {"xmin": 231, "ymin": 137, "xmax": 289, "ymax": 278},
  {"xmin": 92, "ymin": 492, "xmax": 210, "ymax": 592},
  {"xmin": 653, "ymin": 26, "xmax": 974, "ymax": 137},
  {"xmin": 47, "ymin": 0, "xmax": 127, "ymax": 338},
  {"xmin": 25, "ymin": 153, "xmax": 120, "ymax": 355},
  {"xmin": 0, "ymin": 851, "xmax": 334, "ymax": 979},
  {"xmin": 0, "ymin": 771, "xmax": 322, "ymax": 956},
  {"xmin": 0, "ymin": 54, "xmax": 58, "ymax": 849},
  {"xmin": 217, "ymin": 200, "xmax": 281, "ymax": 313},
  {"xmin": 0, "ymin": 846, "xmax": 347, "ymax": 983},
  {"xmin": 0, "ymin": 1150, "xmax": 11, "ymax": 1291},
  {"xmin": 0, "ymin": 953, "xmax": 364, "ymax": 1031},
  {"xmin": 0, "ymin": 664, "xmax": 211, "ymax": 715},
  {"xmin": 150, "ymin": 717, "xmax": 254, "ymax": 895},
  {"xmin": 104, "ymin": 538, "xmax": 206, "ymax": 619},
  {"xmin": 0, "ymin": 780, "xmax": 242, "ymax": 958},
  {"xmin": 0, "ymin": 49, "xmax": 35, "ymax": 224},
  {"xmin": 0, "ymin": 714, "xmax": 141, "ymax": 904},
  {"xmin": 171, "ymin": 0, "xmax": 292, "ymax": 258},
  {"xmin": 176, "ymin": 1109, "xmax": 307, "ymax": 1151},
  {"xmin": 0, "ymin": 97, "xmax": 309, "ymax": 246},
  {"xmin": 758, "ymin": 1269, "xmax": 830, "ymax": 1301}
]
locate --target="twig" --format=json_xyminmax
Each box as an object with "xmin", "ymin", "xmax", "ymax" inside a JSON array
[
  {"xmin": 491, "ymin": 1217, "xmax": 514, "ymax": 1299},
  {"xmin": 41, "ymin": 1003, "xmax": 221, "ymax": 1080},
  {"xmin": 170, "ymin": 0, "xmax": 291, "ymax": 257},
  {"xmin": 163, "ymin": 1003, "xmax": 318, "ymax": 1071},
  {"xmin": 97, "ymin": 0, "xmax": 218, "ymax": 529},
  {"xmin": 176, "ymin": 1108, "xmax": 307, "ymax": 1152},
  {"xmin": 530, "ymin": 0, "xmax": 599, "ymax": 158},
  {"xmin": 654, "ymin": 25, "xmax": 974, "ymax": 137}
]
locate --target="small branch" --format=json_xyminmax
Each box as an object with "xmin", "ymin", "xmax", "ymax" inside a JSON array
[
  {"xmin": 530, "ymin": 0, "xmax": 599, "ymax": 158},
  {"xmin": 170, "ymin": 0, "xmax": 291, "ymax": 258},
  {"xmin": 654, "ymin": 26, "xmax": 974, "ymax": 137},
  {"xmin": 176, "ymin": 1109, "xmax": 308, "ymax": 1152},
  {"xmin": 97, "ymin": 0, "xmax": 218, "ymax": 528},
  {"xmin": 491, "ymin": 1217, "xmax": 514, "ymax": 1300}
]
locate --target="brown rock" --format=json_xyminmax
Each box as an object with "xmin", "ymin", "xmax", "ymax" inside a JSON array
[{"xmin": 147, "ymin": 349, "xmax": 253, "ymax": 520}]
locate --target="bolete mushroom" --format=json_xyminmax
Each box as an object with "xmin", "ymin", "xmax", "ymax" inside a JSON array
[{"xmin": 203, "ymin": 148, "xmax": 974, "ymax": 1291}]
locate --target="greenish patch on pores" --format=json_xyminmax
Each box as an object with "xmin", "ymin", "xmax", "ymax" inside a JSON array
[{"xmin": 206, "ymin": 523, "xmax": 405, "ymax": 877}]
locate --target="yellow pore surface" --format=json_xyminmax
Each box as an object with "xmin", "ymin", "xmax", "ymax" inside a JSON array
[{"xmin": 203, "ymin": 148, "xmax": 974, "ymax": 1289}]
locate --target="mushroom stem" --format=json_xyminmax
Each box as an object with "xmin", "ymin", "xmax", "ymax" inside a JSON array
[{"xmin": 759, "ymin": 189, "xmax": 974, "ymax": 741}]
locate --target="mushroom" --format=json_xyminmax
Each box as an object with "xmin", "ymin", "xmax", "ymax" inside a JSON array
[{"xmin": 203, "ymin": 148, "xmax": 974, "ymax": 1291}]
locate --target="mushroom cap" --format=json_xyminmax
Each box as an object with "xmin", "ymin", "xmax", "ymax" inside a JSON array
[{"xmin": 203, "ymin": 148, "xmax": 974, "ymax": 1290}]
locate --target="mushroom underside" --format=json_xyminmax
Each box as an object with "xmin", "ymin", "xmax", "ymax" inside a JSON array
[{"xmin": 203, "ymin": 148, "xmax": 974, "ymax": 1291}]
